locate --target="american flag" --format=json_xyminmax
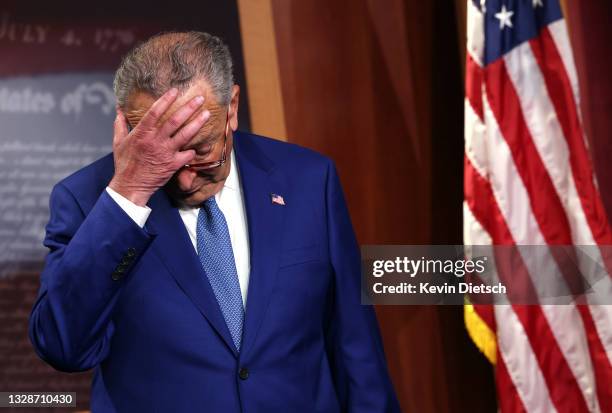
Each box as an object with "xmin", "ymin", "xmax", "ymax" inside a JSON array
[
  {"xmin": 271, "ymin": 193, "xmax": 285, "ymax": 206},
  {"xmin": 463, "ymin": 0, "xmax": 612, "ymax": 412}
]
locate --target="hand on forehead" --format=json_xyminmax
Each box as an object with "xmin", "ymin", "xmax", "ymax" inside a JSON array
[{"xmin": 125, "ymin": 79, "xmax": 225, "ymax": 130}]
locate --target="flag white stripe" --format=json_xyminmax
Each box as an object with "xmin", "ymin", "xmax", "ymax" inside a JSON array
[
  {"xmin": 503, "ymin": 42, "xmax": 591, "ymax": 245},
  {"xmin": 464, "ymin": 99, "xmax": 487, "ymax": 178},
  {"xmin": 496, "ymin": 305, "xmax": 558, "ymax": 413},
  {"xmin": 481, "ymin": 90, "xmax": 585, "ymax": 411},
  {"xmin": 466, "ymin": 184, "xmax": 556, "ymax": 413},
  {"xmin": 547, "ymin": 20, "xmax": 582, "ymax": 124},
  {"xmin": 503, "ymin": 41, "xmax": 612, "ymax": 366},
  {"xmin": 588, "ymin": 305, "xmax": 612, "ymax": 364},
  {"xmin": 483, "ymin": 89, "xmax": 602, "ymax": 409},
  {"xmin": 481, "ymin": 89, "xmax": 572, "ymax": 303},
  {"xmin": 503, "ymin": 40, "xmax": 610, "ymax": 296},
  {"xmin": 541, "ymin": 304, "xmax": 601, "ymax": 412},
  {"xmin": 481, "ymin": 93, "xmax": 545, "ymax": 245},
  {"xmin": 549, "ymin": 20, "xmax": 612, "ymax": 365},
  {"xmin": 466, "ymin": 0, "xmax": 485, "ymax": 66},
  {"xmin": 463, "ymin": 201, "xmax": 491, "ymax": 246}
]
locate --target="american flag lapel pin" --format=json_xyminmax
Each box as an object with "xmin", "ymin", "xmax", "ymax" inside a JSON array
[{"xmin": 270, "ymin": 193, "xmax": 285, "ymax": 206}]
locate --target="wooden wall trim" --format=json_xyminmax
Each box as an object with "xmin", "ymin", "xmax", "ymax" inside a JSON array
[{"xmin": 237, "ymin": 0, "xmax": 287, "ymax": 141}]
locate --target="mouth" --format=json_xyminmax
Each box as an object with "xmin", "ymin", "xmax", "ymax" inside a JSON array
[{"xmin": 178, "ymin": 185, "xmax": 200, "ymax": 195}]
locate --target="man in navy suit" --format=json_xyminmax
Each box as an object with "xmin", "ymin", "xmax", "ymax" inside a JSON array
[{"xmin": 29, "ymin": 31, "xmax": 400, "ymax": 412}]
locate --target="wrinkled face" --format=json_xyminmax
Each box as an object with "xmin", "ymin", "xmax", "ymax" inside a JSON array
[{"xmin": 124, "ymin": 79, "xmax": 240, "ymax": 207}]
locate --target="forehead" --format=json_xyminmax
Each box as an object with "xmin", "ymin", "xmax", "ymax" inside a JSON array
[{"xmin": 125, "ymin": 79, "xmax": 225, "ymax": 125}]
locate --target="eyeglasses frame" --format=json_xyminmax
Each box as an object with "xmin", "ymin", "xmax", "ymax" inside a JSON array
[{"xmin": 182, "ymin": 106, "xmax": 230, "ymax": 171}]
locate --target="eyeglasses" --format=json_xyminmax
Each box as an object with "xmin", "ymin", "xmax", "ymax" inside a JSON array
[{"xmin": 183, "ymin": 107, "xmax": 230, "ymax": 171}]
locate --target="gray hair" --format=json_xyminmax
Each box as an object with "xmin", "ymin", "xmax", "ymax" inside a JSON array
[{"xmin": 113, "ymin": 31, "xmax": 234, "ymax": 108}]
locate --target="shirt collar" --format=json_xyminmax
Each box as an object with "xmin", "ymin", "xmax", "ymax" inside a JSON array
[{"xmin": 223, "ymin": 149, "xmax": 239, "ymax": 192}]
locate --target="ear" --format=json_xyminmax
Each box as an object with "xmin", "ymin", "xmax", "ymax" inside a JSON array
[{"xmin": 228, "ymin": 85, "xmax": 240, "ymax": 131}]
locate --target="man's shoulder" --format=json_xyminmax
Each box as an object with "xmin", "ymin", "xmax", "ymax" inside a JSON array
[
  {"xmin": 235, "ymin": 131, "xmax": 332, "ymax": 174},
  {"xmin": 53, "ymin": 153, "xmax": 114, "ymax": 208}
]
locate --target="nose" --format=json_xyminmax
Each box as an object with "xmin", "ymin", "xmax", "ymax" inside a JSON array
[{"xmin": 177, "ymin": 167, "xmax": 198, "ymax": 192}]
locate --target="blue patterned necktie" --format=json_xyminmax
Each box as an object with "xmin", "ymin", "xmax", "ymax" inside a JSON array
[{"xmin": 197, "ymin": 197, "xmax": 244, "ymax": 351}]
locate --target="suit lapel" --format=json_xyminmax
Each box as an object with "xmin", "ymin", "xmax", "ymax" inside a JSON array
[
  {"xmin": 145, "ymin": 189, "xmax": 239, "ymax": 358},
  {"xmin": 234, "ymin": 133, "xmax": 286, "ymax": 358},
  {"xmin": 142, "ymin": 132, "xmax": 284, "ymax": 359}
]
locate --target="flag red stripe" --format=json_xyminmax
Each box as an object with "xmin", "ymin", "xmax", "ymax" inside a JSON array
[
  {"xmin": 466, "ymin": 52, "xmax": 484, "ymax": 121},
  {"xmin": 530, "ymin": 28, "xmax": 612, "ymax": 247},
  {"xmin": 484, "ymin": 58, "xmax": 593, "ymax": 411},
  {"xmin": 484, "ymin": 58, "xmax": 573, "ymax": 245},
  {"xmin": 464, "ymin": 156, "xmax": 513, "ymax": 245},
  {"xmin": 576, "ymin": 304, "xmax": 612, "ymax": 412},
  {"xmin": 465, "ymin": 156, "xmax": 591, "ymax": 412},
  {"xmin": 473, "ymin": 303, "xmax": 496, "ymax": 332},
  {"xmin": 530, "ymin": 31, "xmax": 612, "ymax": 410},
  {"xmin": 496, "ymin": 350, "xmax": 528, "ymax": 413},
  {"xmin": 465, "ymin": 162, "xmax": 527, "ymax": 412}
]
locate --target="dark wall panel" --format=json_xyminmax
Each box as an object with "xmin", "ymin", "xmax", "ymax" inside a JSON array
[
  {"xmin": 271, "ymin": 0, "xmax": 496, "ymax": 411},
  {"xmin": 565, "ymin": 1, "xmax": 612, "ymax": 223}
]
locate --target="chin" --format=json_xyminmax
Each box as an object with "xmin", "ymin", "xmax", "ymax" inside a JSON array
[
  {"xmin": 166, "ymin": 165, "xmax": 229, "ymax": 207},
  {"xmin": 165, "ymin": 185, "xmax": 202, "ymax": 206},
  {"xmin": 165, "ymin": 180, "xmax": 220, "ymax": 208},
  {"xmin": 179, "ymin": 192, "xmax": 208, "ymax": 207}
]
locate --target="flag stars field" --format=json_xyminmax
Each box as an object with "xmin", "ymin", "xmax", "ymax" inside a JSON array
[{"xmin": 495, "ymin": 5, "xmax": 514, "ymax": 30}]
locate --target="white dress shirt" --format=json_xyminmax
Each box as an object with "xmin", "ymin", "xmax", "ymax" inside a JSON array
[{"xmin": 106, "ymin": 150, "xmax": 251, "ymax": 308}]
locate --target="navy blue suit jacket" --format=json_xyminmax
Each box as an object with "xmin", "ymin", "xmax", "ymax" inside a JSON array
[{"xmin": 29, "ymin": 131, "xmax": 400, "ymax": 412}]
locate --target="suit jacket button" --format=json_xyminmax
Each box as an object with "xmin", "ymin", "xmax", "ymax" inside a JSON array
[
  {"xmin": 119, "ymin": 257, "xmax": 131, "ymax": 265},
  {"xmin": 238, "ymin": 367, "xmax": 249, "ymax": 380}
]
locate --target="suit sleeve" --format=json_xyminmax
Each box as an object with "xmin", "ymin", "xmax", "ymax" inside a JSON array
[
  {"xmin": 324, "ymin": 161, "xmax": 401, "ymax": 413},
  {"xmin": 28, "ymin": 183, "xmax": 154, "ymax": 372}
]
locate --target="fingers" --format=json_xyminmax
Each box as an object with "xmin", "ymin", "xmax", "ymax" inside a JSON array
[
  {"xmin": 170, "ymin": 109, "xmax": 211, "ymax": 150},
  {"xmin": 174, "ymin": 149, "xmax": 196, "ymax": 167},
  {"xmin": 159, "ymin": 95, "xmax": 205, "ymax": 138},
  {"xmin": 138, "ymin": 88, "xmax": 179, "ymax": 130},
  {"xmin": 113, "ymin": 107, "xmax": 129, "ymax": 146}
]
